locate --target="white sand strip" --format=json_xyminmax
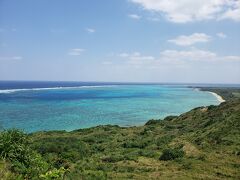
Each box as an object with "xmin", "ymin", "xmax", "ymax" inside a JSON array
[{"xmin": 208, "ymin": 92, "xmax": 225, "ymax": 103}]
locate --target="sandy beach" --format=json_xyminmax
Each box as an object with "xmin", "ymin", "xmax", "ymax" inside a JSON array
[{"xmin": 208, "ymin": 91, "xmax": 226, "ymax": 103}]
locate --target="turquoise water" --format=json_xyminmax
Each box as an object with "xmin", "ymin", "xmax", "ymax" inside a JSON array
[{"xmin": 0, "ymin": 84, "xmax": 219, "ymax": 132}]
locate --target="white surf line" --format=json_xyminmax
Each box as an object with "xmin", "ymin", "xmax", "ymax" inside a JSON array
[
  {"xmin": 208, "ymin": 91, "xmax": 225, "ymax": 103},
  {"xmin": 0, "ymin": 85, "xmax": 118, "ymax": 94}
]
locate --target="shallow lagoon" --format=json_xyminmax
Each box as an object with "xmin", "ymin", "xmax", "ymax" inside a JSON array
[{"xmin": 0, "ymin": 83, "xmax": 219, "ymax": 132}]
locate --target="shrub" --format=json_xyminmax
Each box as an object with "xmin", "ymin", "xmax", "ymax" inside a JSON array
[
  {"xmin": 40, "ymin": 167, "xmax": 68, "ymax": 179},
  {"xmin": 0, "ymin": 129, "xmax": 28, "ymax": 160},
  {"xmin": 159, "ymin": 148, "xmax": 185, "ymax": 161},
  {"xmin": 0, "ymin": 129, "xmax": 48, "ymax": 178},
  {"xmin": 32, "ymin": 137, "xmax": 89, "ymax": 163},
  {"xmin": 122, "ymin": 139, "xmax": 149, "ymax": 149}
]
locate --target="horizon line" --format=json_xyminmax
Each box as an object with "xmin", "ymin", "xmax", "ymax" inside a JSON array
[{"xmin": 0, "ymin": 80, "xmax": 240, "ymax": 85}]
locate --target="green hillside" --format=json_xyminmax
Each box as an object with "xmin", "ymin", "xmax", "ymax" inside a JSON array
[{"xmin": 1, "ymin": 88, "xmax": 240, "ymax": 179}]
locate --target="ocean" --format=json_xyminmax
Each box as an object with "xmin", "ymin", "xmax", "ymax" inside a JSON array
[{"xmin": 0, "ymin": 81, "xmax": 222, "ymax": 132}]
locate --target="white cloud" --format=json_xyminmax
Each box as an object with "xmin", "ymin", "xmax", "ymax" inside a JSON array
[
  {"xmin": 86, "ymin": 28, "xmax": 95, "ymax": 33},
  {"xmin": 160, "ymin": 49, "xmax": 240, "ymax": 63},
  {"xmin": 119, "ymin": 52, "xmax": 155, "ymax": 61},
  {"xmin": 168, "ymin": 33, "xmax": 211, "ymax": 46},
  {"xmin": 106, "ymin": 48, "xmax": 240, "ymax": 69},
  {"xmin": 128, "ymin": 14, "xmax": 142, "ymax": 20},
  {"xmin": 216, "ymin": 32, "xmax": 227, "ymax": 38},
  {"xmin": 118, "ymin": 53, "xmax": 130, "ymax": 57},
  {"xmin": 219, "ymin": 1, "xmax": 240, "ymax": 21},
  {"xmin": 220, "ymin": 55, "xmax": 240, "ymax": 61},
  {"xmin": 113, "ymin": 52, "xmax": 156, "ymax": 67},
  {"xmin": 160, "ymin": 49, "xmax": 217, "ymax": 61},
  {"xmin": 130, "ymin": 0, "xmax": 240, "ymax": 23},
  {"xmin": 68, "ymin": 48, "xmax": 85, "ymax": 56},
  {"xmin": 0, "ymin": 56, "xmax": 22, "ymax": 61}
]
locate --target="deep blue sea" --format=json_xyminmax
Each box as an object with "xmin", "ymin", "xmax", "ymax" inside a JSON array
[{"xmin": 0, "ymin": 81, "xmax": 228, "ymax": 132}]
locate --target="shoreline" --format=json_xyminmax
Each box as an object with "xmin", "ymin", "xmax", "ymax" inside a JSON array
[
  {"xmin": 207, "ymin": 91, "xmax": 225, "ymax": 103},
  {"xmin": 192, "ymin": 87, "xmax": 225, "ymax": 103}
]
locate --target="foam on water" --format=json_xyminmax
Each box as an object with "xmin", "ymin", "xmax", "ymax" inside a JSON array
[{"xmin": 0, "ymin": 85, "xmax": 117, "ymax": 94}]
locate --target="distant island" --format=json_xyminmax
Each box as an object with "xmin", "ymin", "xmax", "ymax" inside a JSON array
[{"xmin": 0, "ymin": 87, "xmax": 240, "ymax": 179}]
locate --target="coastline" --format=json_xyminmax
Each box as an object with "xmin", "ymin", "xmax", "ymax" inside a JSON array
[
  {"xmin": 193, "ymin": 87, "xmax": 225, "ymax": 103},
  {"xmin": 208, "ymin": 91, "xmax": 225, "ymax": 103},
  {"xmin": 2, "ymin": 89, "xmax": 239, "ymax": 179}
]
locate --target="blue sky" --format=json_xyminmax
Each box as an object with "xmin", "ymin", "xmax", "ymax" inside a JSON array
[{"xmin": 0, "ymin": 0, "xmax": 240, "ymax": 83}]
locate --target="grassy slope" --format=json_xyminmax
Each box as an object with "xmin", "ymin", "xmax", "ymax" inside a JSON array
[{"xmin": 28, "ymin": 88, "xmax": 240, "ymax": 179}]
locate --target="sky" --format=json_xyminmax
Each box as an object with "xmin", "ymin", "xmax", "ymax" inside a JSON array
[{"xmin": 0, "ymin": 0, "xmax": 240, "ymax": 84}]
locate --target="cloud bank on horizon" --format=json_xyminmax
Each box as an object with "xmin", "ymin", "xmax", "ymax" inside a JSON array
[{"xmin": 0, "ymin": 0, "xmax": 239, "ymax": 83}]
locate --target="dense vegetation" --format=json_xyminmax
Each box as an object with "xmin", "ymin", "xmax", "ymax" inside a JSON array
[
  {"xmin": 198, "ymin": 87, "xmax": 240, "ymax": 101},
  {"xmin": 0, "ymin": 88, "xmax": 240, "ymax": 179}
]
